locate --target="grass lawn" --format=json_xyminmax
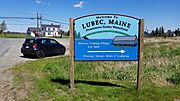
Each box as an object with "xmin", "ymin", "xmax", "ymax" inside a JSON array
[
  {"xmin": 12, "ymin": 37, "xmax": 180, "ymax": 101},
  {"xmin": 0, "ymin": 33, "xmax": 69, "ymax": 38}
]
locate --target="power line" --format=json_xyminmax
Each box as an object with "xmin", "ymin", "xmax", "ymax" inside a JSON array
[
  {"xmin": 6, "ymin": 24, "xmax": 35, "ymax": 25},
  {"xmin": 0, "ymin": 17, "xmax": 36, "ymax": 20},
  {"xmin": 41, "ymin": 18, "xmax": 69, "ymax": 25},
  {"xmin": 6, "ymin": 19, "xmax": 35, "ymax": 24},
  {"xmin": 0, "ymin": 16, "xmax": 69, "ymax": 25}
]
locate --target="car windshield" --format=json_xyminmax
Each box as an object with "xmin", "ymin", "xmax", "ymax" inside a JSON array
[{"xmin": 25, "ymin": 39, "xmax": 35, "ymax": 44}]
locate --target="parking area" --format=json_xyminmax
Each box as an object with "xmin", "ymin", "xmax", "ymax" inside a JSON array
[{"xmin": 0, "ymin": 38, "xmax": 70, "ymax": 69}]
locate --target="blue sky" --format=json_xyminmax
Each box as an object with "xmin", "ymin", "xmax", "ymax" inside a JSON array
[{"xmin": 0, "ymin": 0, "xmax": 179, "ymax": 32}]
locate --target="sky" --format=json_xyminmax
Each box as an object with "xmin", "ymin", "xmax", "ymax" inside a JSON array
[{"xmin": 0, "ymin": 0, "xmax": 179, "ymax": 32}]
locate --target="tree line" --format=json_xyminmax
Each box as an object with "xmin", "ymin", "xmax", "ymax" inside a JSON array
[{"xmin": 148, "ymin": 26, "xmax": 180, "ymax": 37}]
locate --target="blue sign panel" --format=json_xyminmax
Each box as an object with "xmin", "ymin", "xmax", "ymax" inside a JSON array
[{"xmin": 74, "ymin": 14, "xmax": 140, "ymax": 61}]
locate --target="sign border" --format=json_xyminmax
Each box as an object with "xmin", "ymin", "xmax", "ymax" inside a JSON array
[
  {"xmin": 74, "ymin": 13, "xmax": 140, "ymax": 20},
  {"xmin": 73, "ymin": 14, "xmax": 140, "ymax": 61}
]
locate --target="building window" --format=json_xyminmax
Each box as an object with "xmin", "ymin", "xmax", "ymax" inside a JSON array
[
  {"xmin": 53, "ymin": 28, "xmax": 55, "ymax": 31},
  {"xmin": 48, "ymin": 32, "xmax": 51, "ymax": 35},
  {"xmin": 48, "ymin": 28, "xmax": 50, "ymax": 31}
]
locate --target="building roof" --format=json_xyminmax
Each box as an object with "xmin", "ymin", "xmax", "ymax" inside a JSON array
[
  {"xmin": 41, "ymin": 24, "xmax": 60, "ymax": 28},
  {"xmin": 27, "ymin": 27, "xmax": 39, "ymax": 31},
  {"xmin": 112, "ymin": 36, "xmax": 137, "ymax": 46},
  {"xmin": 113, "ymin": 36, "xmax": 137, "ymax": 41}
]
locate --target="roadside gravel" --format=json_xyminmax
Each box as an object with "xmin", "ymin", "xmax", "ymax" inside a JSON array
[{"xmin": 0, "ymin": 38, "xmax": 70, "ymax": 100}]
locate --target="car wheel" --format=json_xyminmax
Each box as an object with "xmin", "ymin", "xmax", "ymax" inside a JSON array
[
  {"xmin": 59, "ymin": 48, "xmax": 65, "ymax": 55},
  {"xmin": 37, "ymin": 50, "xmax": 45, "ymax": 58}
]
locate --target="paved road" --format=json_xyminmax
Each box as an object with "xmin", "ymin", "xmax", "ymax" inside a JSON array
[{"xmin": 0, "ymin": 38, "xmax": 70, "ymax": 69}]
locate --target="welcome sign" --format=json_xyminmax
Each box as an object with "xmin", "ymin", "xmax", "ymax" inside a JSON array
[{"xmin": 74, "ymin": 14, "xmax": 140, "ymax": 61}]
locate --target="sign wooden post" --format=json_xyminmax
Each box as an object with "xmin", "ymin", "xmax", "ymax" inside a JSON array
[
  {"xmin": 137, "ymin": 19, "xmax": 144, "ymax": 91},
  {"xmin": 69, "ymin": 18, "xmax": 75, "ymax": 91}
]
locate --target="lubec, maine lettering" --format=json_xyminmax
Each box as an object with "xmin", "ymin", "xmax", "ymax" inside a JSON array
[
  {"xmin": 109, "ymin": 19, "xmax": 131, "ymax": 28},
  {"xmin": 81, "ymin": 19, "xmax": 132, "ymax": 29},
  {"xmin": 82, "ymin": 20, "xmax": 104, "ymax": 29}
]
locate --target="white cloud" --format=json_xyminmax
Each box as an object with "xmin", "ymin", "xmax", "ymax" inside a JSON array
[
  {"xmin": 35, "ymin": 0, "xmax": 50, "ymax": 5},
  {"xmin": 74, "ymin": 1, "xmax": 85, "ymax": 8},
  {"xmin": 35, "ymin": 0, "xmax": 42, "ymax": 4}
]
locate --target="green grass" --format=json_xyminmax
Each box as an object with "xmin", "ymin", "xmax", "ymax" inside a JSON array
[
  {"xmin": 0, "ymin": 33, "xmax": 69, "ymax": 38},
  {"xmin": 12, "ymin": 37, "xmax": 180, "ymax": 101},
  {"xmin": 0, "ymin": 34, "xmax": 29, "ymax": 38},
  {"xmin": 47, "ymin": 36, "xmax": 70, "ymax": 39}
]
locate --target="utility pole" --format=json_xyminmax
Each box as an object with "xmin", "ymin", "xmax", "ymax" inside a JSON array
[
  {"xmin": 37, "ymin": 13, "xmax": 39, "ymax": 36},
  {"xmin": 39, "ymin": 14, "xmax": 42, "ymax": 36},
  {"xmin": 40, "ymin": 14, "xmax": 42, "ymax": 27},
  {"xmin": 36, "ymin": 13, "xmax": 42, "ymax": 37}
]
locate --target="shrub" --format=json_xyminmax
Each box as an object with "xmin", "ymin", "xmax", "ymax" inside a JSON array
[{"xmin": 167, "ymin": 71, "xmax": 180, "ymax": 84}]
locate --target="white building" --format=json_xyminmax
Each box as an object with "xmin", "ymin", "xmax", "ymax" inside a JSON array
[
  {"xmin": 41, "ymin": 24, "xmax": 61, "ymax": 37},
  {"xmin": 27, "ymin": 24, "xmax": 62, "ymax": 37},
  {"xmin": 26, "ymin": 27, "xmax": 37, "ymax": 37}
]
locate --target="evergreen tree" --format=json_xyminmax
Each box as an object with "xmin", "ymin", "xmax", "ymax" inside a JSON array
[
  {"xmin": 150, "ymin": 30, "xmax": 155, "ymax": 37},
  {"xmin": 0, "ymin": 20, "xmax": 7, "ymax": 34},
  {"xmin": 161, "ymin": 26, "xmax": 164, "ymax": 34},
  {"xmin": 67, "ymin": 30, "xmax": 70, "ymax": 36},
  {"xmin": 159, "ymin": 27, "xmax": 162, "ymax": 36},
  {"xmin": 159, "ymin": 26, "xmax": 165, "ymax": 37},
  {"xmin": 155, "ymin": 28, "xmax": 158, "ymax": 36}
]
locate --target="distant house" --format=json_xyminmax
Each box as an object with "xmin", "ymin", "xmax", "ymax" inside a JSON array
[
  {"xmin": 167, "ymin": 30, "xmax": 176, "ymax": 37},
  {"xmin": 41, "ymin": 24, "xmax": 61, "ymax": 37},
  {"xmin": 26, "ymin": 24, "xmax": 63, "ymax": 37},
  {"xmin": 26, "ymin": 27, "xmax": 38, "ymax": 37},
  {"xmin": 112, "ymin": 36, "xmax": 137, "ymax": 46}
]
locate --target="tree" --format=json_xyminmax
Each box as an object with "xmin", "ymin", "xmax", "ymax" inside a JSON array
[
  {"xmin": 154, "ymin": 27, "xmax": 165, "ymax": 37},
  {"xmin": 149, "ymin": 30, "xmax": 155, "ymax": 37},
  {"xmin": 155, "ymin": 28, "xmax": 159, "ymax": 36},
  {"xmin": 159, "ymin": 27, "xmax": 162, "ymax": 36},
  {"xmin": 161, "ymin": 26, "xmax": 164, "ymax": 34},
  {"xmin": 58, "ymin": 29, "xmax": 65, "ymax": 38},
  {"xmin": 67, "ymin": 30, "xmax": 70, "ymax": 36},
  {"xmin": 0, "ymin": 20, "xmax": 7, "ymax": 35},
  {"xmin": 159, "ymin": 26, "xmax": 165, "ymax": 37},
  {"xmin": 75, "ymin": 31, "xmax": 81, "ymax": 39},
  {"xmin": 175, "ymin": 29, "xmax": 180, "ymax": 36},
  {"xmin": 167, "ymin": 30, "xmax": 171, "ymax": 33}
]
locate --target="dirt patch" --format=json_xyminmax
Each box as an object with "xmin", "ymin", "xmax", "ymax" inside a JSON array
[
  {"xmin": 174, "ymin": 98, "xmax": 180, "ymax": 101},
  {"xmin": 0, "ymin": 69, "xmax": 28, "ymax": 101}
]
